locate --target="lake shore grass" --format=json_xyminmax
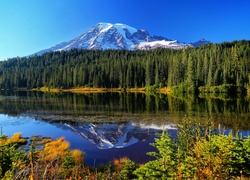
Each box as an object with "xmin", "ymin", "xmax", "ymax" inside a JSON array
[
  {"xmin": 159, "ymin": 87, "xmax": 171, "ymax": 94},
  {"xmin": 64, "ymin": 87, "xmax": 122, "ymax": 93},
  {"xmin": 33, "ymin": 87, "xmax": 150, "ymax": 93}
]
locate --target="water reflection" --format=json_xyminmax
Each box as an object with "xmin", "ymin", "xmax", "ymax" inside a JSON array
[
  {"xmin": 55, "ymin": 122, "xmax": 176, "ymax": 149},
  {"xmin": 0, "ymin": 115, "xmax": 176, "ymax": 166},
  {"xmin": 0, "ymin": 91, "xmax": 249, "ymax": 130},
  {"xmin": 0, "ymin": 91, "xmax": 250, "ymax": 165}
]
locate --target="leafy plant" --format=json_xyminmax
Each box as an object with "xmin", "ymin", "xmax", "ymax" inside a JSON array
[{"xmin": 134, "ymin": 120, "xmax": 250, "ymax": 179}]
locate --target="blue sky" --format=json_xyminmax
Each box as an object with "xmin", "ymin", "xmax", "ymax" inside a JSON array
[{"xmin": 0, "ymin": 0, "xmax": 250, "ymax": 60}]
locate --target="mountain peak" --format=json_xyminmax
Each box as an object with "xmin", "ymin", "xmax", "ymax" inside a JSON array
[
  {"xmin": 95, "ymin": 22, "xmax": 139, "ymax": 36},
  {"xmin": 191, "ymin": 38, "xmax": 210, "ymax": 47},
  {"xmin": 34, "ymin": 22, "xmax": 210, "ymax": 55},
  {"xmin": 199, "ymin": 38, "xmax": 206, "ymax": 42}
]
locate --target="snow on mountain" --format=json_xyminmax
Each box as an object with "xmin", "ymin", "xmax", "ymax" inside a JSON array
[
  {"xmin": 132, "ymin": 40, "xmax": 185, "ymax": 50},
  {"xmin": 133, "ymin": 122, "xmax": 176, "ymax": 130},
  {"xmin": 57, "ymin": 122, "xmax": 176, "ymax": 149},
  {"xmin": 35, "ymin": 22, "xmax": 210, "ymax": 55}
]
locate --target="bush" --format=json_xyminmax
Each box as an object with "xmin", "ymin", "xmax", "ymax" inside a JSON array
[{"xmin": 134, "ymin": 120, "xmax": 250, "ymax": 179}]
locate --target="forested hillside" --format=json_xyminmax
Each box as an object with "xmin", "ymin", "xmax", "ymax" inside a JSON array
[{"xmin": 0, "ymin": 40, "xmax": 249, "ymax": 93}]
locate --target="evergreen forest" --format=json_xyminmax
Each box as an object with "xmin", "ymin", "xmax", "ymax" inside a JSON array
[{"xmin": 0, "ymin": 40, "xmax": 250, "ymax": 94}]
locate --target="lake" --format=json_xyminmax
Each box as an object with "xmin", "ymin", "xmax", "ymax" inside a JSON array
[{"xmin": 0, "ymin": 91, "xmax": 249, "ymax": 166}]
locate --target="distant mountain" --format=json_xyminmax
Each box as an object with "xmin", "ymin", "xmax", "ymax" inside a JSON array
[
  {"xmin": 190, "ymin": 38, "xmax": 211, "ymax": 47},
  {"xmin": 35, "ymin": 22, "xmax": 210, "ymax": 55}
]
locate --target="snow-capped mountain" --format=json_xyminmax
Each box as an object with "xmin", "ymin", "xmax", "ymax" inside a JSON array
[
  {"xmin": 35, "ymin": 22, "xmax": 210, "ymax": 55},
  {"xmin": 55, "ymin": 122, "xmax": 176, "ymax": 149}
]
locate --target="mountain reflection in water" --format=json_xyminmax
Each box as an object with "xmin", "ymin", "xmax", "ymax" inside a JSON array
[
  {"xmin": 0, "ymin": 114, "xmax": 177, "ymax": 165},
  {"xmin": 55, "ymin": 122, "xmax": 176, "ymax": 149}
]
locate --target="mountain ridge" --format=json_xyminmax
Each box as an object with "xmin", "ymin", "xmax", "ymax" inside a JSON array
[{"xmin": 35, "ymin": 22, "xmax": 210, "ymax": 55}]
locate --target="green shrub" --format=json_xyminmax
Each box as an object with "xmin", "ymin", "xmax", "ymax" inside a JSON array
[{"xmin": 134, "ymin": 120, "xmax": 250, "ymax": 179}]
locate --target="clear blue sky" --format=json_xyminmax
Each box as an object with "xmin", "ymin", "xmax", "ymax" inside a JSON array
[{"xmin": 0, "ymin": 0, "xmax": 250, "ymax": 60}]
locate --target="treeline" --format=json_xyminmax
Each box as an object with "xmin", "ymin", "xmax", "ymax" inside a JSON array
[{"xmin": 0, "ymin": 40, "xmax": 250, "ymax": 93}]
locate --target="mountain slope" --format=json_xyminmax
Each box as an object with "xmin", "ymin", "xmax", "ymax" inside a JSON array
[
  {"xmin": 190, "ymin": 38, "xmax": 211, "ymax": 47},
  {"xmin": 35, "ymin": 22, "xmax": 209, "ymax": 55}
]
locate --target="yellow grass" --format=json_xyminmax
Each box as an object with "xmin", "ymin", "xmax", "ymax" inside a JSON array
[
  {"xmin": 34, "ymin": 86, "xmax": 173, "ymax": 94},
  {"xmin": 41, "ymin": 137, "xmax": 70, "ymax": 161},
  {"xmin": 126, "ymin": 88, "xmax": 146, "ymax": 92},
  {"xmin": 159, "ymin": 87, "xmax": 171, "ymax": 94},
  {"xmin": 66, "ymin": 87, "xmax": 109, "ymax": 93},
  {"xmin": 113, "ymin": 157, "xmax": 129, "ymax": 170},
  {"xmin": 68, "ymin": 87, "xmax": 148, "ymax": 93},
  {"xmin": 36, "ymin": 87, "xmax": 124, "ymax": 93},
  {"xmin": 0, "ymin": 133, "xmax": 27, "ymax": 145},
  {"xmin": 70, "ymin": 149, "xmax": 84, "ymax": 165},
  {"xmin": 35, "ymin": 87, "xmax": 60, "ymax": 92}
]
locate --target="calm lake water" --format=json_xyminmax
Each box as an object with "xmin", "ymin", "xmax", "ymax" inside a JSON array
[{"xmin": 0, "ymin": 91, "xmax": 249, "ymax": 165}]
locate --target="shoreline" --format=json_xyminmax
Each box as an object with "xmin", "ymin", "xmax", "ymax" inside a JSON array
[
  {"xmin": 10, "ymin": 86, "xmax": 249, "ymax": 96},
  {"xmin": 32, "ymin": 87, "xmax": 168, "ymax": 93}
]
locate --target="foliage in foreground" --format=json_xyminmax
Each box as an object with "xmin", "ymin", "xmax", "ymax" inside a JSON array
[
  {"xmin": 0, "ymin": 136, "xmax": 84, "ymax": 179},
  {"xmin": 134, "ymin": 120, "xmax": 250, "ymax": 179},
  {"xmin": 1, "ymin": 120, "xmax": 250, "ymax": 179}
]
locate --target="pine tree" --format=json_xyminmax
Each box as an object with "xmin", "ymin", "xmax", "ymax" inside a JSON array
[
  {"xmin": 186, "ymin": 54, "xmax": 196, "ymax": 93},
  {"xmin": 134, "ymin": 131, "xmax": 177, "ymax": 179}
]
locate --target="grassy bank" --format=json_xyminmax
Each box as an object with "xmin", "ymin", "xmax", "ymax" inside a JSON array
[
  {"xmin": 33, "ymin": 87, "xmax": 148, "ymax": 93},
  {"xmin": 159, "ymin": 87, "xmax": 171, "ymax": 94},
  {"xmin": 32, "ymin": 85, "xmax": 248, "ymax": 95}
]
